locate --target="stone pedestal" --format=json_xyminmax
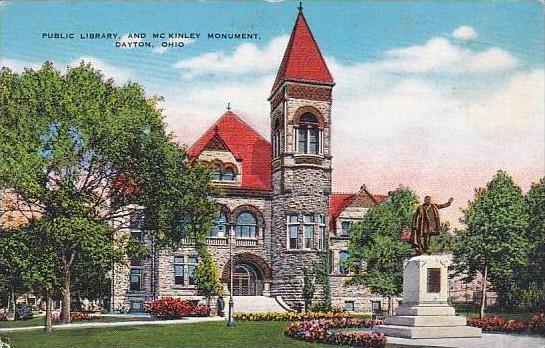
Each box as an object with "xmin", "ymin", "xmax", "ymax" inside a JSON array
[{"xmin": 373, "ymin": 255, "xmax": 481, "ymax": 339}]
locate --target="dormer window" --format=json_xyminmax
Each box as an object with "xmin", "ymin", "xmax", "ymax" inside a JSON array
[
  {"xmin": 296, "ymin": 112, "xmax": 322, "ymax": 155},
  {"xmin": 223, "ymin": 167, "xmax": 235, "ymax": 181},
  {"xmin": 209, "ymin": 162, "xmax": 238, "ymax": 182},
  {"xmin": 213, "ymin": 165, "xmax": 222, "ymax": 180}
]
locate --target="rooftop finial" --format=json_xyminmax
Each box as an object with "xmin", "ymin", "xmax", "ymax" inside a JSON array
[
  {"xmin": 226, "ymin": 102, "xmax": 231, "ymax": 111},
  {"xmin": 298, "ymin": 1, "xmax": 303, "ymax": 12}
]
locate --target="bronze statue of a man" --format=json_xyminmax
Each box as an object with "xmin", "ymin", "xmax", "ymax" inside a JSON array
[{"xmin": 411, "ymin": 196, "xmax": 453, "ymax": 255}]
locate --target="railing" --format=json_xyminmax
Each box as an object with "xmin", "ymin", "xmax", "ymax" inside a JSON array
[
  {"xmin": 181, "ymin": 237, "xmax": 256, "ymax": 247},
  {"xmin": 235, "ymin": 238, "xmax": 258, "ymax": 247}
]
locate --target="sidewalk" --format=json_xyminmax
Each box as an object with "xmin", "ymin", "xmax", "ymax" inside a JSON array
[{"xmin": 0, "ymin": 316, "xmax": 224, "ymax": 333}]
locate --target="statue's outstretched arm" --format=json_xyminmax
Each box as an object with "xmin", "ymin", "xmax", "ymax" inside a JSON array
[{"xmin": 436, "ymin": 197, "xmax": 454, "ymax": 209}]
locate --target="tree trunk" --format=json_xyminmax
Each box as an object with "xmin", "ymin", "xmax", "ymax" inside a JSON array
[
  {"xmin": 62, "ymin": 266, "xmax": 71, "ymax": 324},
  {"xmin": 44, "ymin": 293, "xmax": 52, "ymax": 333},
  {"xmin": 387, "ymin": 296, "xmax": 394, "ymax": 316},
  {"xmin": 479, "ymin": 265, "xmax": 487, "ymax": 319},
  {"xmin": 8, "ymin": 284, "xmax": 16, "ymax": 320}
]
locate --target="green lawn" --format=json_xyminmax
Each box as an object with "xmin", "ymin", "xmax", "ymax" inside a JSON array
[
  {"xmin": 2, "ymin": 321, "xmax": 326, "ymax": 348},
  {"xmin": 0, "ymin": 316, "xmax": 155, "ymax": 329}
]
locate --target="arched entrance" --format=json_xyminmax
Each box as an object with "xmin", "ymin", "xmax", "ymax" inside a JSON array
[
  {"xmin": 221, "ymin": 253, "xmax": 273, "ymax": 296},
  {"xmin": 232, "ymin": 264, "xmax": 262, "ymax": 296}
]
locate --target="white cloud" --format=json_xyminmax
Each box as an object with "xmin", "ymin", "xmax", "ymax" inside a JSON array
[
  {"xmin": 452, "ymin": 26, "xmax": 478, "ymax": 41},
  {"xmin": 373, "ymin": 37, "xmax": 518, "ymax": 74},
  {"xmin": 172, "ymin": 35, "xmax": 289, "ymax": 77},
  {"xmin": 70, "ymin": 56, "xmax": 134, "ymax": 84},
  {"xmin": 0, "ymin": 58, "xmax": 43, "ymax": 72},
  {"xmin": 153, "ymin": 37, "xmax": 195, "ymax": 54}
]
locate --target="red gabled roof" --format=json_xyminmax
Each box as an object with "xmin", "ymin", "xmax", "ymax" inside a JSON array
[
  {"xmin": 329, "ymin": 193, "xmax": 356, "ymax": 230},
  {"xmin": 270, "ymin": 10, "xmax": 334, "ymax": 97},
  {"xmin": 373, "ymin": 195, "xmax": 388, "ymax": 203},
  {"xmin": 188, "ymin": 111, "xmax": 272, "ymax": 191}
]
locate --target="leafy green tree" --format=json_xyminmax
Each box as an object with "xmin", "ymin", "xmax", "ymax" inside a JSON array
[
  {"xmin": 526, "ymin": 178, "xmax": 545, "ymax": 310},
  {"xmin": 0, "ymin": 62, "xmax": 217, "ymax": 324},
  {"xmin": 428, "ymin": 222, "xmax": 455, "ymax": 254},
  {"xmin": 452, "ymin": 170, "xmax": 529, "ymax": 318},
  {"xmin": 349, "ymin": 187, "xmax": 417, "ymax": 314},
  {"xmin": 194, "ymin": 247, "xmax": 222, "ymax": 307}
]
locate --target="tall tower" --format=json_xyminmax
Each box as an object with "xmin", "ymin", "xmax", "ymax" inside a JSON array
[{"xmin": 269, "ymin": 6, "xmax": 334, "ymax": 305}]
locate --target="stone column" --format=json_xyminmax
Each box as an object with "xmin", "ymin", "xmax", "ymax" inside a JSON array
[{"xmin": 262, "ymin": 282, "xmax": 271, "ymax": 296}]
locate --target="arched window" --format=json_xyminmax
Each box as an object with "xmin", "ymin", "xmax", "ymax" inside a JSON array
[
  {"xmin": 272, "ymin": 118, "xmax": 283, "ymax": 158},
  {"xmin": 223, "ymin": 167, "xmax": 235, "ymax": 181},
  {"xmin": 235, "ymin": 212, "xmax": 257, "ymax": 238},
  {"xmin": 339, "ymin": 251, "xmax": 350, "ymax": 275},
  {"xmin": 211, "ymin": 212, "xmax": 228, "ymax": 237},
  {"xmin": 212, "ymin": 165, "xmax": 222, "ymax": 181},
  {"xmin": 297, "ymin": 112, "xmax": 320, "ymax": 155}
]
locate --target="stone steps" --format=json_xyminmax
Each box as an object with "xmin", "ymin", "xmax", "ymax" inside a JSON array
[{"xmin": 231, "ymin": 296, "xmax": 287, "ymax": 313}]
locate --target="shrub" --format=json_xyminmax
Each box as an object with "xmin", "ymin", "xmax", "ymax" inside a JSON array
[
  {"xmin": 145, "ymin": 297, "xmax": 211, "ymax": 319},
  {"xmin": 234, "ymin": 311, "xmax": 351, "ymax": 321},
  {"xmin": 285, "ymin": 318, "xmax": 385, "ymax": 347},
  {"xmin": 52, "ymin": 311, "xmax": 92, "ymax": 322},
  {"xmin": 192, "ymin": 304, "xmax": 212, "ymax": 317},
  {"xmin": 467, "ymin": 316, "xmax": 526, "ymax": 333},
  {"xmin": 528, "ymin": 312, "xmax": 545, "ymax": 335}
]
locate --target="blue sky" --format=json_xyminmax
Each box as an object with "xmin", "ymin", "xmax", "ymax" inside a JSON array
[{"xmin": 1, "ymin": 1, "xmax": 544, "ymax": 226}]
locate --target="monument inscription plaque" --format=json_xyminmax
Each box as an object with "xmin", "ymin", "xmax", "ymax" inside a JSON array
[{"xmin": 427, "ymin": 268, "xmax": 441, "ymax": 293}]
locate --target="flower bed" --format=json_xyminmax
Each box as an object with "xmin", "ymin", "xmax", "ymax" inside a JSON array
[
  {"xmin": 145, "ymin": 297, "xmax": 210, "ymax": 319},
  {"xmin": 285, "ymin": 318, "xmax": 386, "ymax": 347},
  {"xmin": 467, "ymin": 316, "xmax": 526, "ymax": 333},
  {"xmin": 528, "ymin": 312, "xmax": 545, "ymax": 335},
  {"xmin": 52, "ymin": 311, "xmax": 92, "ymax": 322},
  {"xmin": 234, "ymin": 311, "xmax": 351, "ymax": 321}
]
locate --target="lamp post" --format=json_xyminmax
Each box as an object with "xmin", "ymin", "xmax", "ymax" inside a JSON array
[{"xmin": 227, "ymin": 223, "xmax": 236, "ymax": 326}]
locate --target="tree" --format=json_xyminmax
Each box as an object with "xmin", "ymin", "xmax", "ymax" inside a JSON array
[
  {"xmin": 526, "ymin": 178, "xmax": 545, "ymax": 311},
  {"xmin": 428, "ymin": 222, "xmax": 455, "ymax": 254},
  {"xmin": 452, "ymin": 170, "xmax": 529, "ymax": 318},
  {"xmin": 194, "ymin": 247, "xmax": 222, "ymax": 306},
  {"xmin": 349, "ymin": 187, "xmax": 417, "ymax": 315},
  {"xmin": 0, "ymin": 221, "xmax": 60, "ymax": 332},
  {"xmin": 0, "ymin": 62, "xmax": 217, "ymax": 325}
]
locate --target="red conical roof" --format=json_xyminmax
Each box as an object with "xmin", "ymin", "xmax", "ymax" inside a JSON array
[{"xmin": 270, "ymin": 10, "xmax": 334, "ymax": 97}]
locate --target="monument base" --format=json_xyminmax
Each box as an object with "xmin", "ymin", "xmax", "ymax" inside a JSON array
[
  {"xmin": 373, "ymin": 305, "xmax": 482, "ymax": 338},
  {"xmin": 372, "ymin": 255, "xmax": 481, "ymax": 339}
]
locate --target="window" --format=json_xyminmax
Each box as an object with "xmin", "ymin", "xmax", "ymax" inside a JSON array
[
  {"xmin": 129, "ymin": 211, "xmax": 144, "ymax": 229},
  {"xmin": 223, "ymin": 167, "xmax": 235, "ymax": 181},
  {"xmin": 371, "ymin": 300, "xmax": 382, "ymax": 312},
  {"xmin": 211, "ymin": 212, "xmax": 227, "ymax": 237},
  {"xmin": 340, "ymin": 221, "xmax": 352, "ymax": 237},
  {"xmin": 317, "ymin": 215, "xmax": 326, "ymax": 250},
  {"xmin": 188, "ymin": 256, "xmax": 198, "ymax": 285},
  {"xmin": 235, "ymin": 212, "xmax": 257, "ymax": 238},
  {"xmin": 296, "ymin": 112, "xmax": 322, "ymax": 155},
  {"xmin": 130, "ymin": 301, "xmax": 144, "ymax": 312},
  {"xmin": 174, "ymin": 256, "xmax": 185, "ymax": 285},
  {"xmin": 174, "ymin": 256, "xmax": 198, "ymax": 286},
  {"xmin": 131, "ymin": 229, "xmax": 144, "ymax": 242},
  {"xmin": 130, "ymin": 269, "xmax": 142, "ymax": 291},
  {"xmin": 287, "ymin": 214, "xmax": 299, "ymax": 249},
  {"xmin": 211, "ymin": 163, "xmax": 237, "ymax": 182},
  {"xmin": 212, "ymin": 165, "xmax": 222, "ymax": 180},
  {"xmin": 339, "ymin": 251, "xmax": 349, "ymax": 275},
  {"xmin": 344, "ymin": 301, "xmax": 355, "ymax": 312},
  {"xmin": 303, "ymin": 214, "xmax": 314, "ymax": 249},
  {"xmin": 272, "ymin": 119, "xmax": 283, "ymax": 158}
]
